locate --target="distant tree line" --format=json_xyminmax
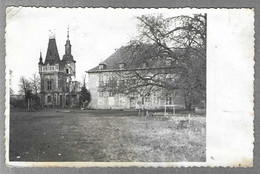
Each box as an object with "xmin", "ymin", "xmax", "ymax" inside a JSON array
[{"xmin": 10, "ymin": 73, "xmax": 41, "ymax": 109}]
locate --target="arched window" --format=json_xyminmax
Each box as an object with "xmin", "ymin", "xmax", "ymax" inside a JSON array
[{"xmin": 47, "ymin": 96, "xmax": 52, "ymax": 103}]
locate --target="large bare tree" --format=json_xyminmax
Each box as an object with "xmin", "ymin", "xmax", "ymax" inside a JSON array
[
  {"xmin": 19, "ymin": 76, "xmax": 33, "ymax": 103},
  {"xmin": 19, "ymin": 74, "xmax": 41, "ymax": 108},
  {"xmin": 30, "ymin": 73, "xmax": 40, "ymax": 96},
  {"xmin": 100, "ymin": 14, "xmax": 206, "ymax": 110}
]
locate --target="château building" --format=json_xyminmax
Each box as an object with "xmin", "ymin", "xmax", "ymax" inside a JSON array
[
  {"xmin": 38, "ymin": 29, "xmax": 80, "ymax": 108},
  {"xmin": 87, "ymin": 45, "xmax": 186, "ymax": 110}
]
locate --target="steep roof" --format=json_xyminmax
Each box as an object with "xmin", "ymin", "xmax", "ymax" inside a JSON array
[
  {"xmin": 44, "ymin": 38, "xmax": 60, "ymax": 64},
  {"xmin": 87, "ymin": 44, "xmax": 159, "ymax": 72}
]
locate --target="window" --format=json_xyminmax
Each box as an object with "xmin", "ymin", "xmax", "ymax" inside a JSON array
[
  {"xmin": 60, "ymin": 95, "xmax": 62, "ymax": 104},
  {"xmin": 156, "ymin": 97, "xmax": 160, "ymax": 104},
  {"xmin": 108, "ymin": 76, "xmax": 112, "ymax": 82},
  {"xmin": 47, "ymin": 81, "xmax": 52, "ymax": 90},
  {"xmin": 166, "ymin": 58, "xmax": 172, "ymax": 66},
  {"xmin": 107, "ymin": 76, "xmax": 116, "ymax": 86},
  {"xmin": 99, "ymin": 75, "xmax": 104, "ymax": 86},
  {"xmin": 109, "ymin": 91, "xmax": 115, "ymax": 97},
  {"xmin": 166, "ymin": 74, "xmax": 175, "ymax": 84},
  {"xmin": 145, "ymin": 96, "xmax": 151, "ymax": 102},
  {"xmin": 119, "ymin": 80, "xmax": 125, "ymax": 86},
  {"xmin": 47, "ymin": 96, "xmax": 52, "ymax": 102},
  {"xmin": 66, "ymin": 68, "xmax": 69, "ymax": 74},
  {"xmin": 128, "ymin": 79, "xmax": 136, "ymax": 85},
  {"xmin": 99, "ymin": 80, "xmax": 104, "ymax": 86},
  {"xmin": 119, "ymin": 63, "xmax": 125, "ymax": 69},
  {"xmin": 99, "ymin": 64, "xmax": 106, "ymax": 70},
  {"xmin": 142, "ymin": 97, "xmax": 145, "ymax": 105}
]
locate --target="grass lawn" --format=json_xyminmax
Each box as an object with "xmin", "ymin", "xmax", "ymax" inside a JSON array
[{"xmin": 9, "ymin": 109, "xmax": 206, "ymax": 162}]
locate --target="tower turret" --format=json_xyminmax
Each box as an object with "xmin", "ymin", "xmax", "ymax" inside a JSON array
[
  {"xmin": 62, "ymin": 27, "xmax": 74, "ymax": 61},
  {"xmin": 38, "ymin": 51, "xmax": 43, "ymax": 65},
  {"xmin": 38, "ymin": 51, "xmax": 43, "ymax": 73},
  {"xmin": 65, "ymin": 27, "xmax": 71, "ymax": 55}
]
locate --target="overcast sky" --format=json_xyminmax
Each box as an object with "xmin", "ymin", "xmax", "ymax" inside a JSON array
[{"xmin": 6, "ymin": 7, "xmax": 196, "ymax": 94}]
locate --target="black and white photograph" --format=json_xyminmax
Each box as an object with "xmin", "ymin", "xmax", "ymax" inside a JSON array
[{"xmin": 5, "ymin": 7, "xmax": 253, "ymax": 167}]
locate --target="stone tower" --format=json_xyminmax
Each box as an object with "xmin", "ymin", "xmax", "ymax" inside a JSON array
[{"xmin": 39, "ymin": 28, "xmax": 80, "ymax": 108}]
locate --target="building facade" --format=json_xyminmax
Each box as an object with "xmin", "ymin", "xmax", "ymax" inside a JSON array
[
  {"xmin": 38, "ymin": 29, "xmax": 80, "ymax": 108},
  {"xmin": 87, "ymin": 46, "xmax": 185, "ymax": 110}
]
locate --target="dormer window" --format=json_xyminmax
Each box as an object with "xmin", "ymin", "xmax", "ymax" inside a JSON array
[
  {"xmin": 119, "ymin": 63, "xmax": 125, "ymax": 69},
  {"xmin": 99, "ymin": 63, "xmax": 106, "ymax": 70}
]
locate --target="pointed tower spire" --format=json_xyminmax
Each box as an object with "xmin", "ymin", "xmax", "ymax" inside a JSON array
[
  {"xmin": 38, "ymin": 51, "xmax": 43, "ymax": 65},
  {"xmin": 67, "ymin": 26, "xmax": 69, "ymax": 40},
  {"xmin": 62, "ymin": 27, "xmax": 74, "ymax": 61},
  {"xmin": 45, "ymin": 31, "xmax": 61, "ymax": 64}
]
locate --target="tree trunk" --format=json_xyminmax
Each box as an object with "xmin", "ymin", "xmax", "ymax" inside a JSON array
[
  {"xmin": 184, "ymin": 97, "xmax": 192, "ymax": 111},
  {"xmin": 185, "ymin": 102, "xmax": 192, "ymax": 111}
]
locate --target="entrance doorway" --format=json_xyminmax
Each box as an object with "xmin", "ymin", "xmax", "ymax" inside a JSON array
[{"xmin": 66, "ymin": 95, "xmax": 69, "ymax": 106}]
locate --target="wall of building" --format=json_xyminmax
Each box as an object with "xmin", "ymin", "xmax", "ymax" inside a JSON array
[
  {"xmin": 88, "ymin": 72, "xmax": 185, "ymax": 110},
  {"xmin": 39, "ymin": 62, "xmax": 80, "ymax": 108},
  {"xmin": 88, "ymin": 73, "xmax": 99, "ymax": 109}
]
